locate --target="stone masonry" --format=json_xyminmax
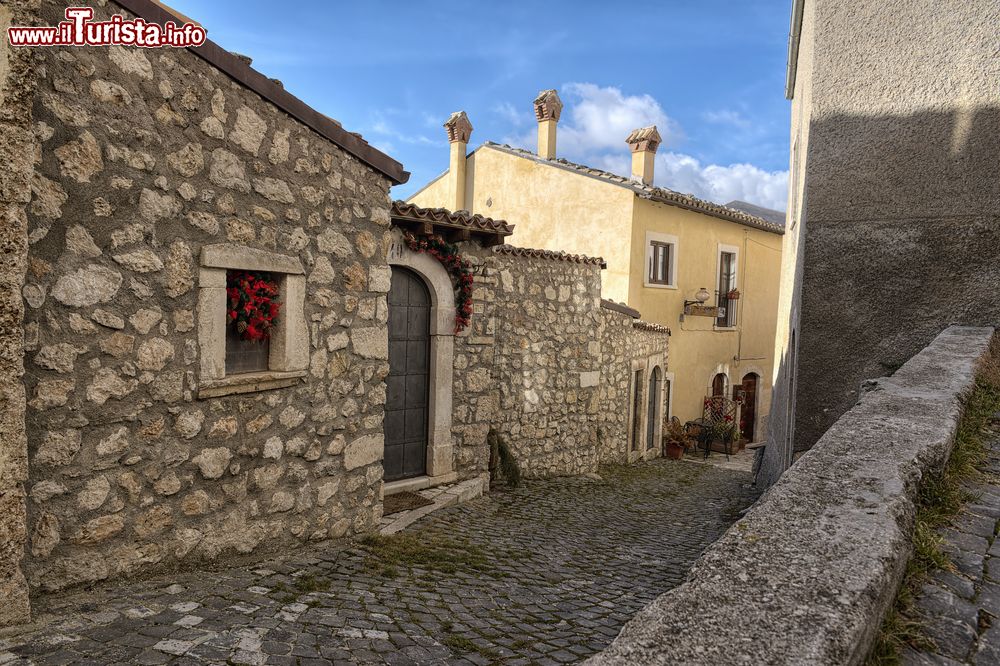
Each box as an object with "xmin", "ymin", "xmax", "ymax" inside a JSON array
[
  {"xmin": 444, "ymin": 245, "xmax": 669, "ymax": 480},
  {"xmin": 491, "ymin": 252, "xmax": 607, "ymax": 477},
  {"xmin": 18, "ymin": 0, "xmax": 398, "ymax": 597},
  {"xmin": 0, "ymin": 0, "xmax": 40, "ymax": 628},
  {"xmin": 2, "ymin": 0, "xmax": 671, "ymax": 629}
]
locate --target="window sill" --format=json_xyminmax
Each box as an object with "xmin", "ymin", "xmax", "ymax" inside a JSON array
[
  {"xmin": 643, "ymin": 283, "xmax": 678, "ymax": 290},
  {"xmin": 198, "ymin": 369, "xmax": 307, "ymax": 399},
  {"xmin": 713, "ymin": 326, "xmax": 739, "ymax": 332}
]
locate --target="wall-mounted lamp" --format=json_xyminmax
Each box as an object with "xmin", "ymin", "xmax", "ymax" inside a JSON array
[{"xmin": 684, "ymin": 287, "xmax": 711, "ymax": 308}]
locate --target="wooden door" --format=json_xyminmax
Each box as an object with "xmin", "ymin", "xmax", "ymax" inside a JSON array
[
  {"xmin": 739, "ymin": 373, "xmax": 759, "ymax": 442},
  {"xmin": 385, "ymin": 267, "xmax": 430, "ymax": 481}
]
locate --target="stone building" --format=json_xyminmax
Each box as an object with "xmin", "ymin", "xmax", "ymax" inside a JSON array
[
  {"xmin": 386, "ymin": 203, "xmax": 671, "ymax": 487},
  {"xmin": 0, "ymin": 0, "xmax": 669, "ymax": 626},
  {"xmin": 408, "ymin": 96, "xmax": 783, "ymax": 445},
  {"xmin": 759, "ymin": 0, "xmax": 1000, "ymax": 485}
]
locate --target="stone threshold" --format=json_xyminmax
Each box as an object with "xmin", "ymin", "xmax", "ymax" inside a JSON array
[
  {"xmin": 383, "ymin": 472, "xmax": 458, "ymax": 496},
  {"xmin": 378, "ymin": 475, "xmax": 488, "ymax": 536}
]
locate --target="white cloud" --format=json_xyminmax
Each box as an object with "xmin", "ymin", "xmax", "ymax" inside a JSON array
[
  {"xmin": 658, "ymin": 153, "xmax": 788, "ymax": 211},
  {"xmin": 556, "ymin": 83, "xmax": 681, "ymax": 154},
  {"xmin": 502, "ymin": 82, "xmax": 787, "ymax": 211}
]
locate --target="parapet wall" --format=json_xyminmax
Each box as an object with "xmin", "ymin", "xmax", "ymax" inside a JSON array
[{"xmin": 588, "ymin": 325, "xmax": 996, "ymax": 666}]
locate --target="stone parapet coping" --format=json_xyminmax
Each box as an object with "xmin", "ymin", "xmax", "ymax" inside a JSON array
[
  {"xmin": 492, "ymin": 245, "xmax": 607, "ymax": 268},
  {"xmin": 587, "ymin": 325, "xmax": 996, "ymax": 666},
  {"xmin": 633, "ymin": 320, "xmax": 671, "ymax": 335},
  {"xmin": 600, "ymin": 299, "xmax": 641, "ymax": 319}
]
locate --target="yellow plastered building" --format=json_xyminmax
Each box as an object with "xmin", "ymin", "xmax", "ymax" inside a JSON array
[{"xmin": 409, "ymin": 92, "xmax": 784, "ymax": 442}]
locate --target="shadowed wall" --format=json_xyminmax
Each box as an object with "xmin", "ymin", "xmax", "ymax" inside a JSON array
[{"xmin": 760, "ymin": 0, "xmax": 1000, "ymax": 485}]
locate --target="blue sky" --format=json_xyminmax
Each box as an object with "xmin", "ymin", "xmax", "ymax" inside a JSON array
[{"xmin": 167, "ymin": 1, "xmax": 793, "ymax": 210}]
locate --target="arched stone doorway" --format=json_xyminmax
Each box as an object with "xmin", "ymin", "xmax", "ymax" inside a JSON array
[
  {"xmin": 385, "ymin": 233, "xmax": 456, "ymax": 487},
  {"xmin": 386, "ymin": 267, "xmax": 431, "ymax": 481}
]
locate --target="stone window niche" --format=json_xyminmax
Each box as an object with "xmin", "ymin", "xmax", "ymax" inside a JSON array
[{"xmin": 197, "ymin": 244, "xmax": 308, "ymax": 399}]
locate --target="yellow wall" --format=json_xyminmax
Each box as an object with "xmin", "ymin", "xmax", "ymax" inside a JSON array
[
  {"xmin": 408, "ymin": 143, "xmax": 784, "ymax": 438},
  {"xmin": 411, "ymin": 146, "xmax": 636, "ymax": 303},
  {"xmin": 628, "ymin": 200, "xmax": 783, "ymax": 433}
]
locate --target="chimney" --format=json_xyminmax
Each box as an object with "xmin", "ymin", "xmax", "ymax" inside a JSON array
[
  {"xmin": 625, "ymin": 125, "xmax": 662, "ymax": 185},
  {"xmin": 533, "ymin": 89, "xmax": 562, "ymax": 160},
  {"xmin": 443, "ymin": 111, "xmax": 473, "ymax": 211}
]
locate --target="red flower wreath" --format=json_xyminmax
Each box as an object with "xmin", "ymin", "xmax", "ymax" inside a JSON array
[
  {"xmin": 403, "ymin": 233, "xmax": 474, "ymax": 333},
  {"xmin": 226, "ymin": 270, "xmax": 282, "ymax": 342}
]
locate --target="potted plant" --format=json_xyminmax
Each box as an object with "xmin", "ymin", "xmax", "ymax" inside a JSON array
[
  {"xmin": 662, "ymin": 417, "xmax": 689, "ymax": 460},
  {"xmin": 708, "ymin": 417, "xmax": 742, "ymax": 453}
]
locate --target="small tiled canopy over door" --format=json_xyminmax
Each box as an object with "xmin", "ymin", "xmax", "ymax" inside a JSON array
[{"xmin": 385, "ymin": 267, "xmax": 431, "ymax": 481}]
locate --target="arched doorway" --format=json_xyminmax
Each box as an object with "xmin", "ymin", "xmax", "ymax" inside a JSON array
[
  {"xmin": 711, "ymin": 372, "xmax": 727, "ymax": 398},
  {"xmin": 385, "ymin": 267, "xmax": 430, "ymax": 481},
  {"xmin": 737, "ymin": 373, "xmax": 759, "ymax": 442},
  {"xmin": 710, "ymin": 372, "xmax": 728, "ymax": 419},
  {"xmin": 646, "ymin": 366, "xmax": 662, "ymax": 449}
]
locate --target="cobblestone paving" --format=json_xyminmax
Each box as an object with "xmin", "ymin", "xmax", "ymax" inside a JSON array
[
  {"xmin": 0, "ymin": 460, "xmax": 757, "ymax": 665},
  {"xmin": 903, "ymin": 430, "xmax": 1000, "ymax": 666}
]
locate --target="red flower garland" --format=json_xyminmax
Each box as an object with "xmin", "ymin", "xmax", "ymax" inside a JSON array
[
  {"xmin": 403, "ymin": 233, "xmax": 474, "ymax": 333},
  {"xmin": 226, "ymin": 270, "xmax": 282, "ymax": 342}
]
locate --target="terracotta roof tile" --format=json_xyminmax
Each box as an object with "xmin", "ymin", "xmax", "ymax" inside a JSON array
[
  {"xmin": 493, "ymin": 245, "xmax": 607, "ymax": 268},
  {"xmin": 391, "ymin": 201, "xmax": 513, "ymax": 236},
  {"xmin": 482, "ymin": 143, "xmax": 784, "ymax": 234}
]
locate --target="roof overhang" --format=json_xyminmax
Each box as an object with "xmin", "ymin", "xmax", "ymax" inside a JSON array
[
  {"xmin": 390, "ymin": 201, "xmax": 513, "ymax": 247},
  {"xmin": 785, "ymin": 0, "xmax": 806, "ymax": 100}
]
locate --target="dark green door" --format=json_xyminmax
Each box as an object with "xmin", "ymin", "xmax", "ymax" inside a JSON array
[{"xmin": 385, "ymin": 267, "xmax": 430, "ymax": 481}]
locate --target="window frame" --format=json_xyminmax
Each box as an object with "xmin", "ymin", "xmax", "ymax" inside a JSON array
[
  {"xmin": 197, "ymin": 244, "xmax": 309, "ymax": 398},
  {"xmin": 715, "ymin": 243, "xmax": 740, "ymax": 329},
  {"xmin": 643, "ymin": 231, "xmax": 678, "ymax": 289}
]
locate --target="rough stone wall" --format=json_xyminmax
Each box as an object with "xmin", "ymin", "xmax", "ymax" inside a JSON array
[
  {"xmin": 21, "ymin": 1, "xmax": 392, "ymax": 593},
  {"xmin": 0, "ymin": 0, "xmax": 40, "ymax": 628},
  {"xmin": 448, "ymin": 245, "xmax": 499, "ymax": 478},
  {"xmin": 447, "ymin": 250, "xmax": 669, "ymax": 479},
  {"xmin": 597, "ymin": 311, "xmax": 671, "ymax": 465},
  {"xmin": 489, "ymin": 255, "xmax": 604, "ymax": 477}
]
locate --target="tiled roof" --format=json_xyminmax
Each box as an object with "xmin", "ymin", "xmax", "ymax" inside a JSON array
[
  {"xmin": 391, "ymin": 201, "xmax": 514, "ymax": 236},
  {"xmin": 493, "ymin": 245, "xmax": 607, "ymax": 269},
  {"xmin": 112, "ymin": 0, "xmax": 408, "ymax": 185},
  {"xmin": 482, "ymin": 143, "xmax": 784, "ymax": 234},
  {"xmin": 633, "ymin": 320, "xmax": 672, "ymax": 335},
  {"xmin": 725, "ymin": 200, "xmax": 787, "ymax": 227}
]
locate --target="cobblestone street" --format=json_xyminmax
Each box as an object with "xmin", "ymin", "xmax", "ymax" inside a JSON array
[
  {"xmin": 0, "ymin": 459, "xmax": 756, "ymax": 665},
  {"xmin": 904, "ymin": 430, "xmax": 1000, "ymax": 666}
]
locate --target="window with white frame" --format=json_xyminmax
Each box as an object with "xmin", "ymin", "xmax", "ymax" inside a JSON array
[
  {"xmin": 716, "ymin": 244, "xmax": 739, "ymax": 328},
  {"xmin": 644, "ymin": 231, "xmax": 678, "ymax": 288},
  {"xmin": 197, "ymin": 244, "xmax": 309, "ymax": 398}
]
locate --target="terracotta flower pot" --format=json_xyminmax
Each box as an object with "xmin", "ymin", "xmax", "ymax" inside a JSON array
[{"xmin": 664, "ymin": 441, "xmax": 685, "ymax": 460}]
